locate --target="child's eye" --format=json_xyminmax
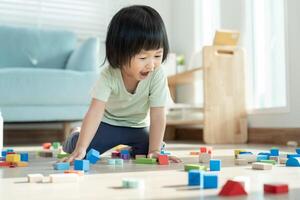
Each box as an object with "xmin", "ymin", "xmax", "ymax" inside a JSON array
[{"xmin": 139, "ymin": 57, "xmax": 146, "ymax": 60}]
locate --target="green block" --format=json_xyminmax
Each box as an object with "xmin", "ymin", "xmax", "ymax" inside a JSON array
[
  {"xmin": 259, "ymin": 160, "xmax": 276, "ymax": 165},
  {"xmin": 57, "ymin": 153, "xmax": 70, "ymax": 159},
  {"xmin": 135, "ymin": 157, "xmax": 157, "ymax": 164},
  {"xmin": 52, "ymin": 142, "xmax": 61, "ymax": 149},
  {"xmin": 184, "ymin": 164, "xmax": 207, "ymax": 171}
]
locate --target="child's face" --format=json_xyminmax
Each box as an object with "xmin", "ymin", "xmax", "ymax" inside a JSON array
[{"xmin": 124, "ymin": 48, "xmax": 163, "ymax": 81}]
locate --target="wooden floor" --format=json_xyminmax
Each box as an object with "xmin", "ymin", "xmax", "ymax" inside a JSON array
[{"xmin": 1, "ymin": 142, "xmax": 299, "ymax": 200}]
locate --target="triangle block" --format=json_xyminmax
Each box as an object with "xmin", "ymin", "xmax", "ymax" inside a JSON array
[{"xmin": 219, "ymin": 180, "xmax": 248, "ymax": 196}]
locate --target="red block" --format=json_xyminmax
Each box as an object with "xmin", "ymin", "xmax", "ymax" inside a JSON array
[
  {"xmin": 219, "ymin": 180, "xmax": 248, "ymax": 196},
  {"xmin": 0, "ymin": 161, "xmax": 11, "ymax": 167},
  {"xmin": 200, "ymin": 147, "xmax": 207, "ymax": 153},
  {"xmin": 43, "ymin": 143, "xmax": 52, "ymax": 149},
  {"xmin": 264, "ymin": 183, "xmax": 289, "ymax": 194},
  {"xmin": 111, "ymin": 151, "xmax": 120, "ymax": 158},
  {"xmin": 7, "ymin": 152, "xmax": 16, "ymax": 155},
  {"xmin": 158, "ymin": 154, "xmax": 169, "ymax": 165}
]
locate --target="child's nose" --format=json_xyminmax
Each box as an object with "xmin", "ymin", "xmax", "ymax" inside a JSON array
[{"xmin": 147, "ymin": 60, "xmax": 155, "ymax": 71}]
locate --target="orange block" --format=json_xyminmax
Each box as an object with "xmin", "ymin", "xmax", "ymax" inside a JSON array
[
  {"xmin": 16, "ymin": 162, "xmax": 29, "ymax": 167},
  {"xmin": 158, "ymin": 154, "xmax": 169, "ymax": 165},
  {"xmin": 6, "ymin": 154, "xmax": 20, "ymax": 163},
  {"xmin": 43, "ymin": 143, "xmax": 52, "ymax": 149}
]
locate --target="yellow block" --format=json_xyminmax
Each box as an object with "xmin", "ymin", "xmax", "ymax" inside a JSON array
[
  {"xmin": 213, "ymin": 30, "xmax": 240, "ymax": 46},
  {"xmin": 6, "ymin": 154, "xmax": 21, "ymax": 163},
  {"xmin": 16, "ymin": 162, "xmax": 29, "ymax": 167},
  {"xmin": 234, "ymin": 150, "xmax": 247, "ymax": 158}
]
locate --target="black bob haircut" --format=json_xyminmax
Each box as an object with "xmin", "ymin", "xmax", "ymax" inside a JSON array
[{"xmin": 105, "ymin": 5, "xmax": 169, "ymax": 69}]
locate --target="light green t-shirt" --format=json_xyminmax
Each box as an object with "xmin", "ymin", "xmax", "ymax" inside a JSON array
[{"xmin": 90, "ymin": 66, "xmax": 171, "ymax": 127}]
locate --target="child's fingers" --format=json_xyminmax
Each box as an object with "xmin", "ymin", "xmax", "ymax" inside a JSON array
[{"xmin": 169, "ymin": 156, "xmax": 182, "ymax": 163}]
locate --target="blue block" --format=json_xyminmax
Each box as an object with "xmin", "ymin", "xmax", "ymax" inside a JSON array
[
  {"xmin": 258, "ymin": 152, "xmax": 271, "ymax": 159},
  {"xmin": 1, "ymin": 150, "xmax": 7, "ymax": 157},
  {"xmin": 270, "ymin": 148, "xmax": 279, "ymax": 156},
  {"xmin": 54, "ymin": 162, "xmax": 70, "ymax": 170},
  {"xmin": 86, "ymin": 148, "xmax": 100, "ymax": 164},
  {"xmin": 120, "ymin": 149, "xmax": 130, "ymax": 155},
  {"xmin": 209, "ymin": 159, "xmax": 221, "ymax": 171},
  {"xmin": 239, "ymin": 152, "xmax": 253, "ymax": 155},
  {"xmin": 160, "ymin": 150, "xmax": 171, "ymax": 155},
  {"xmin": 286, "ymin": 157, "xmax": 300, "ymax": 167},
  {"xmin": 203, "ymin": 173, "xmax": 218, "ymax": 189},
  {"xmin": 296, "ymin": 148, "xmax": 300, "ymax": 154},
  {"xmin": 188, "ymin": 170, "xmax": 203, "ymax": 186},
  {"xmin": 74, "ymin": 159, "xmax": 90, "ymax": 171},
  {"xmin": 115, "ymin": 159, "xmax": 124, "ymax": 166},
  {"xmin": 287, "ymin": 154, "xmax": 300, "ymax": 159},
  {"xmin": 256, "ymin": 155, "xmax": 269, "ymax": 161},
  {"xmin": 20, "ymin": 152, "xmax": 29, "ymax": 162},
  {"xmin": 6, "ymin": 149, "xmax": 14, "ymax": 153}
]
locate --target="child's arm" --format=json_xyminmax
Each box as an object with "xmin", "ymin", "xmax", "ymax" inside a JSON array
[
  {"xmin": 148, "ymin": 107, "xmax": 182, "ymax": 163},
  {"xmin": 65, "ymin": 98, "xmax": 105, "ymax": 162}
]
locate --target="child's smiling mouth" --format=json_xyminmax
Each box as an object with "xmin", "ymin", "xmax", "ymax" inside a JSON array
[{"xmin": 140, "ymin": 71, "xmax": 150, "ymax": 77}]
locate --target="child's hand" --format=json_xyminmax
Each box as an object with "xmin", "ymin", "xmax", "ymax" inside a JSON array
[
  {"xmin": 147, "ymin": 151, "xmax": 182, "ymax": 163},
  {"xmin": 61, "ymin": 147, "xmax": 86, "ymax": 163}
]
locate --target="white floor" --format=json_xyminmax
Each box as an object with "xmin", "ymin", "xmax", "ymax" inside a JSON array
[{"xmin": 1, "ymin": 142, "xmax": 300, "ymax": 200}]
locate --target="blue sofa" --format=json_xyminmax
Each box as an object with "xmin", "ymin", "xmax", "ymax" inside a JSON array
[{"xmin": 0, "ymin": 25, "xmax": 100, "ymax": 122}]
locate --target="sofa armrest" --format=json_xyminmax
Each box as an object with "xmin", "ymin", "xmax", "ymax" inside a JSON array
[{"xmin": 65, "ymin": 37, "xmax": 99, "ymax": 71}]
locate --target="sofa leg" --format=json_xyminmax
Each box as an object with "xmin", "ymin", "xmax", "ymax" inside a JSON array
[{"xmin": 63, "ymin": 122, "xmax": 72, "ymax": 140}]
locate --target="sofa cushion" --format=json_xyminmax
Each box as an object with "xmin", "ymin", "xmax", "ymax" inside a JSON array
[
  {"xmin": 0, "ymin": 25, "xmax": 76, "ymax": 69},
  {"xmin": 66, "ymin": 37, "xmax": 99, "ymax": 71},
  {"xmin": 0, "ymin": 68, "xmax": 99, "ymax": 106}
]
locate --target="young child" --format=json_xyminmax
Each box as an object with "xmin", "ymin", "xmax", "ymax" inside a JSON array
[{"xmin": 63, "ymin": 5, "xmax": 181, "ymax": 163}]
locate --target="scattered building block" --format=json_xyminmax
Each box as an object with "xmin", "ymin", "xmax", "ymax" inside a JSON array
[
  {"xmin": 111, "ymin": 151, "xmax": 121, "ymax": 158},
  {"xmin": 115, "ymin": 159, "xmax": 124, "ymax": 166},
  {"xmin": 54, "ymin": 162, "xmax": 70, "ymax": 170},
  {"xmin": 135, "ymin": 157, "xmax": 156, "ymax": 164},
  {"xmin": 199, "ymin": 153, "xmax": 211, "ymax": 163},
  {"xmin": 270, "ymin": 148, "xmax": 279, "ymax": 156},
  {"xmin": 16, "ymin": 162, "xmax": 29, "ymax": 167},
  {"xmin": 184, "ymin": 164, "xmax": 207, "ymax": 172},
  {"xmin": 6, "ymin": 154, "xmax": 20, "ymax": 163},
  {"xmin": 74, "ymin": 159, "xmax": 90, "ymax": 171},
  {"xmin": 259, "ymin": 160, "xmax": 276, "ymax": 165},
  {"xmin": 287, "ymin": 141, "xmax": 297, "ymax": 147},
  {"xmin": 203, "ymin": 173, "xmax": 218, "ymax": 189},
  {"xmin": 235, "ymin": 159, "xmax": 248, "ymax": 166},
  {"xmin": 27, "ymin": 174, "xmax": 44, "ymax": 183},
  {"xmin": 234, "ymin": 149, "xmax": 247, "ymax": 158},
  {"xmin": 287, "ymin": 154, "xmax": 300, "ymax": 159},
  {"xmin": 256, "ymin": 155, "xmax": 269, "ymax": 161},
  {"xmin": 160, "ymin": 150, "xmax": 171, "ymax": 155},
  {"xmin": 49, "ymin": 173, "xmax": 78, "ymax": 183},
  {"xmin": 86, "ymin": 148, "xmax": 100, "ymax": 164},
  {"xmin": 286, "ymin": 157, "xmax": 300, "ymax": 167},
  {"xmin": 190, "ymin": 151, "xmax": 199, "ymax": 155},
  {"xmin": 252, "ymin": 162, "xmax": 272, "ymax": 170},
  {"xmin": 258, "ymin": 152, "xmax": 271, "ymax": 159},
  {"xmin": 210, "ymin": 159, "xmax": 221, "ymax": 171},
  {"xmin": 237, "ymin": 154, "xmax": 256, "ymax": 163},
  {"xmin": 239, "ymin": 152, "xmax": 253, "ymax": 155},
  {"xmin": 158, "ymin": 154, "xmax": 169, "ymax": 165},
  {"xmin": 108, "ymin": 159, "xmax": 116, "ymax": 165},
  {"xmin": 52, "ymin": 142, "xmax": 61, "ymax": 149},
  {"xmin": 135, "ymin": 154, "xmax": 146, "ymax": 159},
  {"xmin": 64, "ymin": 170, "xmax": 84, "ymax": 176},
  {"xmin": 42, "ymin": 143, "xmax": 52, "ymax": 149},
  {"xmin": 188, "ymin": 170, "xmax": 203, "ymax": 186},
  {"xmin": 279, "ymin": 157, "xmax": 288, "ymax": 164},
  {"xmin": 1, "ymin": 150, "xmax": 7, "ymax": 157},
  {"xmin": 121, "ymin": 154, "xmax": 130, "ymax": 160},
  {"xmin": 264, "ymin": 183, "xmax": 289, "ymax": 194},
  {"xmin": 6, "ymin": 149, "xmax": 14, "ymax": 153},
  {"xmin": 200, "ymin": 147, "xmax": 207, "ymax": 153},
  {"xmin": 269, "ymin": 156, "xmax": 280, "ymax": 164},
  {"xmin": 38, "ymin": 150, "xmax": 53, "ymax": 157},
  {"xmin": 57, "ymin": 153, "xmax": 70, "ymax": 159},
  {"xmin": 20, "ymin": 152, "xmax": 29, "ymax": 162},
  {"xmin": 219, "ymin": 180, "xmax": 247, "ymax": 196},
  {"xmin": 0, "ymin": 161, "xmax": 11, "ymax": 167},
  {"xmin": 122, "ymin": 178, "xmax": 144, "ymax": 189},
  {"xmin": 232, "ymin": 176, "xmax": 250, "ymax": 192}
]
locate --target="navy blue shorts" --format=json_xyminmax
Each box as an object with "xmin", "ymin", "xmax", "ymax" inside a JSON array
[{"xmin": 63, "ymin": 122, "xmax": 149, "ymax": 156}]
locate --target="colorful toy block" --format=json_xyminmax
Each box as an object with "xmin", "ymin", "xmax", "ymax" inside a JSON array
[
  {"xmin": 238, "ymin": 152, "xmax": 253, "ymax": 155},
  {"xmin": 287, "ymin": 141, "xmax": 298, "ymax": 147},
  {"xmin": 20, "ymin": 152, "xmax": 29, "ymax": 162},
  {"xmin": 252, "ymin": 162, "xmax": 272, "ymax": 170},
  {"xmin": 270, "ymin": 148, "xmax": 279, "ymax": 156},
  {"xmin": 74, "ymin": 159, "xmax": 90, "ymax": 171},
  {"xmin": 190, "ymin": 151, "xmax": 199, "ymax": 155},
  {"xmin": 160, "ymin": 150, "xmax": 171, "ymax": 155},
  {"xmin": 232, "ymin": 176, "xmax": 250, "ymax": 192},
  {"xmin": 259, "ymin": 159, "xmax": 276, "ymax": 165},
  {"xmin": 264, "ymin": 183, "xmax": 289, "ymax": 194},
  {"xmin": 258, "ymin": 152, "xmax": 271, "ymax": 159},
  {"xmin": 235, "ymin": 159, "xmax": 248, "ymax": 166},
  {"xmin": 269, "ymin": 156, "xmax": 280, "ymax": 164},
  {"xmin": 86, "ymin": 148, "xmax": 100, "ymax": 164},
  {"xmin": 6, "ymin": 149, "xmax": 14, "ymax": 153},
  {"xmin": 16, "ymin": 162, "xmax": 29, "ymax": 167},
  {"xmin": 64, "ymin": 170, "xmax": 84, "ymax": 176},
  {"xmin": 121, "ymin": 154, "xmax": 130, "ymax": 160},
  {"xmin": 108, "ymin": 159, "xmax": 116, "ymax": 165},
  {"xmin": 279, "ymin": 157, "xmax": 288, "ymax": 164},
  {"xmin": 287, "ymin": 154, "xmax": 300, "ymax": 159},
  {"xmin": 219, "ymin": 180, "xmax": 247, "ymax": 196},
  {"xmin": 184, "ymin": 164, "xmax": 207, "ymax": 172},
  {"xmin": 135, "ymin": 157, "xmax": 157, "ymax": 164},
  {"xmin": 237, "ymin": 154, "xmax": 256, "ymax": 163},
  {"xmin": 111, "ymin": 151, "xmax": 120, "ymax": 158},
  {"xmin": 49, "ymin": 173, "xmax": 78, "ymax": 183},
  {"xmin": 52, "ymin": 142, "xmax": 61, "ymax": 149},
  {"xmin": 1, "ymin": 150, "xmax": 7, "ymax": 157},
  {"xmin": 158, "ymin": 154, "xmax": 169, "ymax": 165},
  {"xmin": 57, "ymin": 153, "xmax": 70, "ymax": 159},
  {"xmin": 296, "ymin": 148, "xmax": 300, "ymax": 154},
  {"xmin": 286, "ymin": 157, "xmax": 300, "ymax": 167},
  {"xmin": 42, "ymin": 142, "xmax": 52, "ymax": 149},
  {"xmin": 0, "ymin": 161, "xmax": 11, "ymax": 167},
  {"xmin": 234, "ymin": 149, "xmax": 247, "ymax": 158},
  {"xmin": 256, "ymin": 155, "xmax": 269, "ymax": 161},
  {"xmin": 203, "ymin": 173, "xmax": 218, "ymax": 189},
  {"xmin": 188, "ymin": 170, "xmax": 203, "ymax": 186},
  {"xmin": 115, "ymin": 159, "xmax": 124, "ymax": 166},
  {"xmin": 27, "ymin": 174, "xmax": 44, "ymax": 183},
  {"xmin": 122, "ymin": 178, "xmax": 144, "ymax": 189},
  {"xmin": 6, "ymin": 154, "xmax": 20, "ymax": 163},
  {"xmin": 210, "ymin": 159, "xmax": 221, "ymax": 171},
  {"xmin": 199, "ymin": 153, "xmax": 211, "ymax": 163},
  {"xmin": 54, "ymin": 162, "xmax": 70, "ymax": 170}
]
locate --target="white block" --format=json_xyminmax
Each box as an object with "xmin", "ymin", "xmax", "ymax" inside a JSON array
[
  {"xmin": 252, "ymin": 162, "xmax": 272, "ymax": 170},
  {"xmin": 49, "ymin": 173, "xmax": 78, "ymax": 183},
  {"xmin": 27, "ymin": 174, "xmax": 44, "ymax": 183},
  {"xmin": 235, "ymin": 158, "xmax": 248, "ymax": 166},
  {"xmin": 199, "ymin": 153, "xmax": 211, "ymax": 163},
  {"xmin": 237, "ymin": 154, "xmax": 257, "ymax": 163}
]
